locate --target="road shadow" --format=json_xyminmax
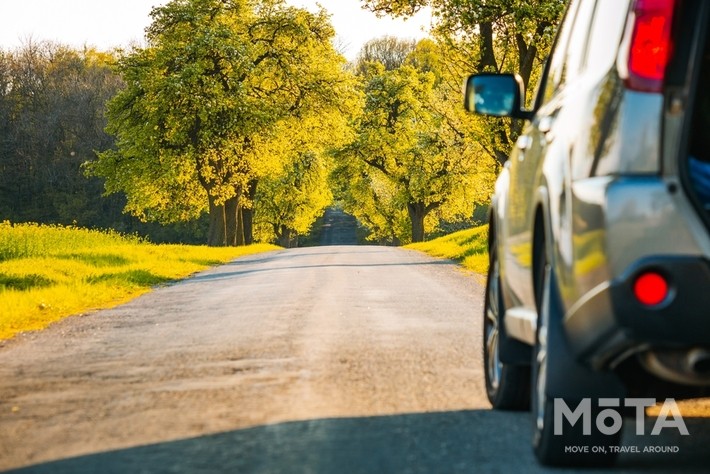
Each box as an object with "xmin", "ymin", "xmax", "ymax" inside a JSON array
[
  {"xmin": 184, "ymin": 261, "xmax": 457, "ymax": 284},
  {"xmin": 223, "ymin": 247, "xmax": 411, "ymax": 267},
  {"xmin": 6, "ymin": 410, "xmax": 710, "ymax": 474},
  {"xmin": 183, "ymin": 249, "xmax": 459, "ymax": 285}
]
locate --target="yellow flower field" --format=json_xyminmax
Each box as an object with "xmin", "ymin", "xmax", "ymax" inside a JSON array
[{"xmin": 0, "ymin": 222, "xmax": 279, "ymax": 340}]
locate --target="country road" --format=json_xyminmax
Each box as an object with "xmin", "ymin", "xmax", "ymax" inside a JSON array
[{"xmin": 1, "ymin": 246, "xmax": 710, "ymax": 473}]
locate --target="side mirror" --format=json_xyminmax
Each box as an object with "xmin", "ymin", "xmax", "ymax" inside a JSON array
[{"xmin": 463, "ymin": 73, "xmax": 529, "ymax": 119}]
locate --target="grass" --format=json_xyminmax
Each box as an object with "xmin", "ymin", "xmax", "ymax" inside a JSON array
[
  {"xmin": 0, "ymin": 221, "xmax": 280, "ymax": 341},
  {"xmin": 406, "ymin": 224, "xmax": 490, "ymax": 275}
]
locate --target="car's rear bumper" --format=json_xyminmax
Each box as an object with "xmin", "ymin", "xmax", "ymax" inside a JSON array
[
  {"xmin": 565, "ymin": 255, "xmax": 710, "ymax": 369},
  {"xmin": 611, "ymin": 256, "xmax": 710, "ymax": 345}
]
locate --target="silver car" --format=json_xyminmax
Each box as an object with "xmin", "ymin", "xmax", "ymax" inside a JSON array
[{"xmin": 465, "ymin": 0, "xmax": 710, "ymax": 467}]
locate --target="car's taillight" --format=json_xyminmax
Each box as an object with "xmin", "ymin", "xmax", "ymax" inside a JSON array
[
  {"xmin": 626, "ymin": 0, "xmax": 677, "ymax": 92},
  {"xmin": 633, "ymin": 271, "xmax": 669, "ymax": 306}
]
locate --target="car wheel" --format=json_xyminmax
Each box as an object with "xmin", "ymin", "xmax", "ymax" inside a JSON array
[
  {"xmin": 531, "ymin": 252, "xmax": 620, "ymax": 467},
  {"xmin": 483, "ymin": 241, "xmax": 530, "ymax": 410}
]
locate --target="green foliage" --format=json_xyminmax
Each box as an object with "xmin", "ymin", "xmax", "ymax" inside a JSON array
[
  {"xmin": 0, "ymin": 42, "xmax": 123, "ymax": 225},
  {"xmin": 362, "ymin": 0, "xmax": 428, "ymax": 16},
  {"xmin": 362, "ymin": 0, "xmax": 566, "ymax": 162},
  {"xmin": 253, "ymin": 111, "xmax": 351, "ymax": 246},
  {"xmin": 255, "ymin": 151, "xmax": 332, "ymax": 246},
  {"xmin": 88, "ymin": 0, "xmax": 355, "ymax": 246},
  {"xmin": 404, "ymin": 38, "xmax": 443, "ymax": 82},
  {"xmin": 336, "ymin": 40, "xmax": 495, "ymax": 243},
  {"xmin": 0, "ymin": 41, "xmax": 211, "ymax": 244},
  {"xmin": 1, "ymin": 1, "xmax": 564, "ymax": 250}
]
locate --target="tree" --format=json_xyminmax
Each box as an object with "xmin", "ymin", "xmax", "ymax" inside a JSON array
[
  {"xmin": 354, "ymin": 36, "xmax": 417, "ymax": 74},
  {"xmin": 0, "ymin": 41, "xmax": 125, "ymax": 227},
  {"xmin": 253, "ymin": 110, "xmax": 351, "ymax": 247},
  {"xmin": 337, "ymin": 58, "xmax": 485, "ymax": 243},
  {"xmin": 362, "ymin": 0, "xmax": 565, "ymax": 163},
  {"xmin": 89, "ymin": 0, "xmax": 354, "ymax": 246},
  {"xmin": 333, "ymin": 159, "xmax": 410, "ymax": 244},
  {"xmin": 256, "ymin": 150, "xmax": 331, "ymax": 247}
]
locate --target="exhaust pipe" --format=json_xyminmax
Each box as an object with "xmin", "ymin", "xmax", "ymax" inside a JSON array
[
  {"xmin": 640, "ymin": 347, "xmax": 710, "ymax": 386},
  {"xmin": 686, "ymin": 348, "xmax": 710, "ymax": 375}
]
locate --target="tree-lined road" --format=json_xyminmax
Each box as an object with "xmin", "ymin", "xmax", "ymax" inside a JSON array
[
  {"xmin": 1, "ymin": 247, "xmax": 709, "ymax": 473},
  {"xmin": 319, "ymin": 208, "xmax": 358, "ymax": 245}
]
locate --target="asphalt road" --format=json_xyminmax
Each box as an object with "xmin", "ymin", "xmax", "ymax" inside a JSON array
[
  {"xmin": 1, "ymin": 246, "xmax": 709, "ymax": 473},
  {"xmin": 319, "ymin": 208, "xmax": 358, "ymax": 246}
]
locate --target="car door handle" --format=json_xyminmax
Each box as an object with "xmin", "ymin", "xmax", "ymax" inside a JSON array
[
  {"xmin": 516, "ymin": 135, "xmax": 532, "ymax": 151},
  {"xmin": 539, "ymin": 117, "xmax": 553, "ymax": 133},
  {"xmin": 538, "ymin": 116, "xmax": 556, "ymax": 143}
]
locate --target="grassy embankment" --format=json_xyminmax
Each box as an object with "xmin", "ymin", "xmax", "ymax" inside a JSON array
[
  {"xmin": 406, "ymin": 224, "xmax": 489, "ymax": 275},
  {"xmin": 0, "ymin": 222, "xmax": 279, "ymax": 341}
]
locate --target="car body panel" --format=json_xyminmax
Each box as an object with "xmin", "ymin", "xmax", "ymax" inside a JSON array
[{"xmin": 475, "ymin": 0, "xmax": 710, "ymax": 387}]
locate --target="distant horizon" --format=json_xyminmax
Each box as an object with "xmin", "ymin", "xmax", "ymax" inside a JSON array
[{"xmin": 0, "ymin": 0, "xmax": 432, "ymax": 61}]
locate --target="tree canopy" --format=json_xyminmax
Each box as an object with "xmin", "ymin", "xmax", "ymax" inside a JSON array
[
  {"xmin": 362, "ymin": 0, "xmax": 565, "ymax": 163},
  {"xmin": 2, "ymin": 0, "xmax": 567, "ymax": 247},
  {"xmin": 253, "ymin": 109, "xmax": 351, "ymax": 247},
  {"xmin": 89, "ymin": 0, "xmax": 356, "ymax": 246},
  {"xmin": 0, "ymin": 42, "xmax": 122, "ymax": 225},
  {"xmin": 334, "ymin": 37, "xmax": 494, "ymax": 243}
]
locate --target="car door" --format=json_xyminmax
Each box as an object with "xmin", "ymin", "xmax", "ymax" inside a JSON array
[{"xmin": 502, "ymin": 0, "xmax": 594, "ymax": 313}]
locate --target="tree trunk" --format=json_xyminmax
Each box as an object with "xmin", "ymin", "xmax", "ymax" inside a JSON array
[
  {"xmin": 242, "ymin": 179, "xmax": 258, "ymax": 245},
  {"xmin": 207, "ymin": 196, "xmax": 226, "ymax": 247},
  {"xmin": 516, "ymin": 33, "xmax": 537, "ymax": 96},
  {"xmin": 235, "ymin": 202, "xmax": 245, "ymax": 246},
  {"xmin": 477, "ymin": 22, "xmax": 498, "ymax": 72},
  {"xmin": 407, "ymin": 202, "xmax": 426, "ymax": 243},
  {"xmin": 225, "ymin": 196, "xmax": 239, "ymax": 246},
  {"xmin": 207, "ymin": 194, "xmax": 242, "ymax": 247},
  {"xmin": 277, "ymin": 225, "xmax": 292, "ymax": 248},
  {"xmin": 242, "ymin": 206, "xmax": 254, "ymax": 245}
]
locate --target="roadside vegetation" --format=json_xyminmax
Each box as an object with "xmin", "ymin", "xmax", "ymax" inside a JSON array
[
  {"xmin": 0, "ymin": 222, "xmax": 278, "ymax": 341},
  {"xmin": 406, "ymin": 224, "xmax": 489, "ymax": 274},
  {"xmin": 0, "ymin": 0, "xmax": 564, "ymax": 248}
]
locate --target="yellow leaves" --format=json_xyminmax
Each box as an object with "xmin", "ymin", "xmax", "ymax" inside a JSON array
[
  {"xmin": 92, "ymin": 0, "xmax": 356, "ymax": 237},
  {"xmin": 334, "ymin": 34, "xmax": 506, "ymax": 242},
  {"xmin": 253, "ymin": 112, "xmax": 338, "ymax": 242}
]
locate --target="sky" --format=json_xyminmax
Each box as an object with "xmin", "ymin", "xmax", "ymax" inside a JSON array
[{"xmin": 0, "ymin": 0, "xmax": 432, "ymax": 60}]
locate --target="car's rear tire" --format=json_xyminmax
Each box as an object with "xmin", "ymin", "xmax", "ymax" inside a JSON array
[
  {"xmin": 483, "ymin": 241, "xmax": 530, "ymax": 410},
  {"xmin": 531, "ymin": 250, "xmax": 620, "ymax": 467}
]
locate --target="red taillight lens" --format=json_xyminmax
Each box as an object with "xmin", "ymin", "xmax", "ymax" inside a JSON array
[
  {"xmin": 627, "ymin": 0, "xmax": 676, "ymax": 92},
  {"xmin": 634, "ymin": 271, "xmax": 669, "ymax": 306}
]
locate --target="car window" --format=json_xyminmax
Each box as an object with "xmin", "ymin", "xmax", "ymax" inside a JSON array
[
  {"xmin": 564, "ymin": 0, "xmax": 597, "ymax": 80},
  {"xmin": 584, "ymin": 0, "xmax": 632, "ymax": 74},
  {"xmin": 541, "ymin": 0, "xmax": 596, "ymax": 103},
  {"xmin": 541, "ymin": 0, "xmax": 581, "ymax": 103}
]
